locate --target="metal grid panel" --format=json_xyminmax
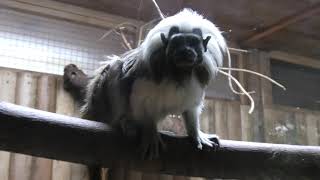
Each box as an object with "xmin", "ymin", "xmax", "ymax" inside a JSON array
[{"xmin": 0, "ymin": 8, "xmax": 126, "ymax": 75}]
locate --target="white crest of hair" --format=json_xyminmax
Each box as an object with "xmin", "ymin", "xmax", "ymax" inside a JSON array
[{"xmin": 141, "ymin": 8, "xmax": 227, "ymax": 76}]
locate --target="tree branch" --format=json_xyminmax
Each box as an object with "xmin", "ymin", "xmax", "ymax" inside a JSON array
[{"xmin": 0, "ymin": 102, "xmax": 319, "ymax": 179}]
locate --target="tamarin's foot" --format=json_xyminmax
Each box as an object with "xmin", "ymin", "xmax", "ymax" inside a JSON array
[{"xmin": 194, "ymin": 131, "xmax": 220, "ymax": 151}]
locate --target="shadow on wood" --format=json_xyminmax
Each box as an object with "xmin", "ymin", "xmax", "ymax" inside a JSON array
[{"xmin": 0, "ymin": 102, "xmax": 319, "ymax": 179}]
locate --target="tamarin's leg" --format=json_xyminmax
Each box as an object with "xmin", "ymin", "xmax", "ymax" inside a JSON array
[{"xmin": 182, "ymin": 107, "xmax": 219, "ymax": 150}]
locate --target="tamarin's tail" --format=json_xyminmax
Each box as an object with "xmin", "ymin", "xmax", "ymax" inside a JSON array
[
  {"xmin": 63, "ymin": 64, "xmax": 102, "ymax": 180},
  {"xmin": 63, "ymin": 64, "xmax": 89, "ymax": 106},
  {"xmin": 88, "ymin": 165, "xmax": 102, "ymax": 180}
]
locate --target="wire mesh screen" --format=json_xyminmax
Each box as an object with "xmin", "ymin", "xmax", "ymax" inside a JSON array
[{"xmin": 0, "ymin": 8, "xmax": 126, "ymax": 75}]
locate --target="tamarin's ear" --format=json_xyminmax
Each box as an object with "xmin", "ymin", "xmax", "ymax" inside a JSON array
[
  {"xmin": 161, "ymin": 33, "xmax": 168, "ymax": 46},
  {"xmin": 203, "ymin": 36, "xmax": 211, "ymax": 52}
]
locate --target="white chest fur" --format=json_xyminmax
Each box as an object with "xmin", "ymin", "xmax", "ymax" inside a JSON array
[{"xmin": 130, "ymin": 76, "xmax": 204, "ymax": 121}]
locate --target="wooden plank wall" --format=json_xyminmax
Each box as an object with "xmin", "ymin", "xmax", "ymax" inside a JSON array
[
  {"xmin": 0, "ymin": 56, "xmax": 319, "ymax": 180},
  {"xmin": 0, "ymin": 68, "xmax": 89, "ymax": 180},
  {"xmin": 0, "ymin": 69, "xmax": 16, "ymax": 180}
]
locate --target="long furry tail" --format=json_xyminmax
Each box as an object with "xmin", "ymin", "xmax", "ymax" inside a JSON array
[
  {"xmin": 63, "ymin": 64, "xmax": 103, "ymax": 180},
  {"xmin": 63, "ymin": 64, "xmax": 89, "ymax": 106},
  {"xmin": 88, "ymin": 165, "xmax": 102, "ymax": 180}
]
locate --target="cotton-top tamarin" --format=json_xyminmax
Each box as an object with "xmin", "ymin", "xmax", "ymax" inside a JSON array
[{"xmin": 64, "ymin": 8, "xmax": 227, "ymax": 180}]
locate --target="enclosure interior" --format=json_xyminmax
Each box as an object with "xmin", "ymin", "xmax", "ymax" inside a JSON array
[{"xmin": 0, "ymin": 0, "xmax": 319, "ymax": 180}]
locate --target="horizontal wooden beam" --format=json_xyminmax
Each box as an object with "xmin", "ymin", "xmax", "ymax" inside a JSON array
[
  {"xmin": 242, "ymin": 3, "xmax": 320, "ymax": 45},
  {"xmin": 270, "ymin": 51, "xmax": 320, "ymax": 69},
  {"xmin": 0, "ymin": 0, "xmax": 144, "ymax": 29},
  {"xmin": 0, "ymin": 102, "xmax": 319, "ymax": 179}
]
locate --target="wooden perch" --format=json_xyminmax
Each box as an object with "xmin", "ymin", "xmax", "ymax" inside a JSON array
[{"xmin": 0, "ymin": 102, "xmax": 319, "ymax": 179}]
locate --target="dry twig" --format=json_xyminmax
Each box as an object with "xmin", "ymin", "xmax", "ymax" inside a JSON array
[
  {"xmin": 119, "ymin": 28, "xmax": 133, "ymax": 50},
  {"xmin": 218, "ymin": 69, "xmax": 255, "ymax": 114}
]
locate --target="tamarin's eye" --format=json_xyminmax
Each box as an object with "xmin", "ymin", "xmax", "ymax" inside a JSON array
[
  {"xmin": 192, "ymin": 28, "xmax": 211, "ymax": 52},
  {"xmin": 186, "ymin": 36, "xmax": 201, "ymax": 47}
]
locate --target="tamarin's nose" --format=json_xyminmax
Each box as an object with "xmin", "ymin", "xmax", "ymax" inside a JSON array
[{"xmin": 174, "ymin": 47, "xmax": 197, "ymax": 67}]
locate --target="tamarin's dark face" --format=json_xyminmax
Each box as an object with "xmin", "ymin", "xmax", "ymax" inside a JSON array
[{"xmin": 161, "ymin": 26, "xmax": 211, "ymax": 69}]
